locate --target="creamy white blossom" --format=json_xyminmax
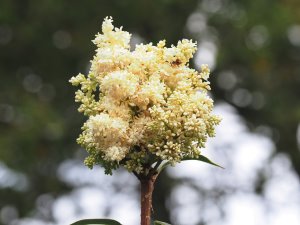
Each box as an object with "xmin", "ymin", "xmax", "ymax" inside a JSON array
[{"xmin": 70, "ymin": 17, "xmax": 221, "ymax": 174}]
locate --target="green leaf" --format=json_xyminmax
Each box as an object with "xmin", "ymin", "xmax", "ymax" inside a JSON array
[
  {"xmin": 183, "ymin": 155, "xmax": 224, "ymax": 169},
  {"xmin": 70, "ymin": 219, "xmax": 122, "ymax": 225},
  {"xmin": 157, "ymin": 155, "xmax": 224, "ymax": 174},
  {"xmin": 154, "ymin": 220, "xmax": 171, "ymax": 225}
]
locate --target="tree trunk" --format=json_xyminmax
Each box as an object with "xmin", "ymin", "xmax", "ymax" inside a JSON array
[{"xmin": 140, "ymin": 174, "xmax": 157, "ymax": 225}]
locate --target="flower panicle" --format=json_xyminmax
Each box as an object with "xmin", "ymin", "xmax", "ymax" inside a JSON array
[{"xmin": 70, "ymin": 17, "xmax": 221, "ymax": 174}]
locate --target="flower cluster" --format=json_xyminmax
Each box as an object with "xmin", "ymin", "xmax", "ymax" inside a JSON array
[{"xmin": 70, "ymin": 17, "xmax": 220, "ymax": 174}]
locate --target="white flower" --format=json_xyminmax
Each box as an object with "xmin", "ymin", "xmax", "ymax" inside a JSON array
[{"xmin": 70, "ymin": 17, "xmax": 221, "ymax": 173}]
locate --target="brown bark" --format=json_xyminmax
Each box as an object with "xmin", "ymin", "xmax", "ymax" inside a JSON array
[{"xmin": 140, "ymin": 174, "xmax": 158, "ymax": 225}]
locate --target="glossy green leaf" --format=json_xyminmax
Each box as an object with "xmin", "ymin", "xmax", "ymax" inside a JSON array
[
  {"xmin": 183, "ymin": 155, "xmax": 224, "ymax": 169},
  {"xmin": 158, "ymin": 155, "xmax": 224, "ymax": 174},
  {"xmin": 154, "ymin": 220, "xmax": 171, "ymax": 225},
  {"xmin": 70, "ymin": 219, "xmax": 122, "ymax": 225}
]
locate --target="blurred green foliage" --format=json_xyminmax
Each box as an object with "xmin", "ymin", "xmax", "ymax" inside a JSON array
[{"xmin": 0, "ymin": 0, "xmax": 300, "ymax": 224}]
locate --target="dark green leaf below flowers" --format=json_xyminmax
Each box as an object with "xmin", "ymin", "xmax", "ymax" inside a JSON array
[
  {"xmin": 183, "ymin": 155, "xmax": 224, "ymax": 169},
  {"xmin": 70, "ymin": 219, "xmax": 122, "ymax": 225},
  {"xmin": 158, "ymin": 154, "xmax": 224, "ymax": 174}
]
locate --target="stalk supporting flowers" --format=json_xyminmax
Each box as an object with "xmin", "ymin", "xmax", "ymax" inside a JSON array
[
  {"xmin": 70, "ymin": 17, "xmax": 221, "ymax": 225},
  {"xmin": 140, "ymin": 173, "xmax": 158, "ymax": 225}
]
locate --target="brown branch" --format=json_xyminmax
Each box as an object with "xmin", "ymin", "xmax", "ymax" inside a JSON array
[{"xmin": 139, "ymin": 173, "xmax": 158, "ymax": 225}]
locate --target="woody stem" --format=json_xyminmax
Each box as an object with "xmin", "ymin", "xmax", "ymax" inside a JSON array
[{"xmin": 140, "ymin": 173, "xmax": 157, "ymax": 225}]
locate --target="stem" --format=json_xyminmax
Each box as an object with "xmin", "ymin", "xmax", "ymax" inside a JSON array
[{"xmin": 140, "ymin": 173, "xmax": 158, "ymax": 225}]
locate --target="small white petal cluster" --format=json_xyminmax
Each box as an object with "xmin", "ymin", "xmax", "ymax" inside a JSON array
[{"xmin": 70, "ymin": 17, "xmax": 221, "ymax": 174}]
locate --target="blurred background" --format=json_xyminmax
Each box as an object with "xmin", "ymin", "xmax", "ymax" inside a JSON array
[{"xmin": 1, "ymin": 0, "xmax": 300, "ymax": 224}]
